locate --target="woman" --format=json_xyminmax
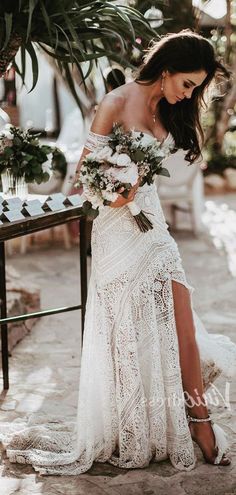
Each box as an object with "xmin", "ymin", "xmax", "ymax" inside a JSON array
[
  {"xmin": 73, "ymin": 29, "xmax": 236, "ymax": 471},
  {"xmin": 1, "ymin": 29, "xmax": 236, "ymax": 475}
]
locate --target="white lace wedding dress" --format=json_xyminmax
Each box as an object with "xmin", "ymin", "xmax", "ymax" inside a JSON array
[{"xmin": 0, "ymin": 130, "xmax": 236, "ymax": 474}]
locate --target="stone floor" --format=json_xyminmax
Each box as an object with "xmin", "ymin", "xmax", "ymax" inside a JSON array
[{"xmin": 0, "ymin": 194, "xmax": 236, "ymax": 495}]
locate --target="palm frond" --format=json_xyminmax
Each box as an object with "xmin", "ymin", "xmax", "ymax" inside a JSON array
[
  {"xmin": 2, "ymin": 12, "xmax": 13, "ymax": 51},
  {"xmin": 25, "ymin": 41, "xmax": 38, "ymax": 91},
  {"xmin": 0, "ymin": 0, "xmax": 157, "ymax": 105},
  {"xmin": 26, "ymin": 0, "xmax": 39, "ymax": 42}
]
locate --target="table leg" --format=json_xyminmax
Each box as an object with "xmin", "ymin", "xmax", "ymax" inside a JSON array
[
  {"xmin": 79, "ymin": 217, "xmax": 87, "ymax": 343},
  {"xmin": 0, "ymin": 241, "xmax": 9, "ymax": 390}
]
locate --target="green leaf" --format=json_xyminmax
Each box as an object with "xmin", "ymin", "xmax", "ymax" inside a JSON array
[
  {"xmin": 20, "ymin": 45, "xmax": 26, "ymax": 85},
  {"xmin": 2, "ymin": 12, "xmax": 12, "ymax": 51},
  {"xmin": 26, "ymin": 0, "xmax": 39, "ymax": 43},
  {"xmin": 132, "ymin": 149, "xmax": 145, "ymax": 161},
  {"xmin": 13, "ymin": 136, "xmax": 22, "ymax": 146},
  {"xmin": 103, "ymin": 4, "xmax": 135, "ymax": 41},
  {"xmin": 122, "ymin": 182, "xmax": 132, "ymax": 189},
  {"xmin": 0, "ymin": 0, "xmax": 156, "ymax": 108},
  {"xmin": 42, "ymin": 171, "xmax": 50, "ymax": 182},
  {"xmin": 54, "ymin": 23, "xmax": 74, "ymax": 61},
  {"xmin": 3, "ymin": 147, "xmax": 14, "ymax": 157},
  {"xmin": 158, "ymin": 168, "xmax": 170, "ymax": 177},
  {"xmin": 61, "ymin": 8, "xmax": 86, "ymax": 60},
  {"xmin": 41, "ymin": 145, "xmax": 52, "ymax": 154},
  {"xmin": 25, "ymin": 41, "xmax": 38, "ymax": 91},
  {"xmin": 39, "ymin": 0, "xmax": 53, "ymax": 45},
  {"xmin": 122, "ymin": 186, "xmax": 132, "ymax": 198},
  {"xmin": 23, "ymin": 153, "xmax": 34, "ymax": 162}
]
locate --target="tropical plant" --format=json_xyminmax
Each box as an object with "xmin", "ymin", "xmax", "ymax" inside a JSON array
[{"xmin": 0, "ymin": 0, "xmax": 156, "ymax": 105}]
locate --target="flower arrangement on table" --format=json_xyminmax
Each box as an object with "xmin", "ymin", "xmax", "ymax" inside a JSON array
[
  {"xmin": 76, "ymin": 123, "xmax": 174, "ymax": 232},
  {"xmin": 0, "ymin": 125, "xmax": 66, "ymax": 195}
]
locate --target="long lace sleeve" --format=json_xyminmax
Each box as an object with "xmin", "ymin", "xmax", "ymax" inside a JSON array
[{"xmin": 84, "ymin": 130, "xmax": 111, "ymax": 152}]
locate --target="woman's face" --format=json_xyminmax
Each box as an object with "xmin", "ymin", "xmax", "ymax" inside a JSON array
[{"xmin": 162, "ymin": 70, "xmax": 207, "ymax": 104}]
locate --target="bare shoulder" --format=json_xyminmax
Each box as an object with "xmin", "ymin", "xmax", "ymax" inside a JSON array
[
  {"xmin": 90, "ymin": 87, "xmax": 128, "ymax": 135},
  {"xmin": 101, "ymin": 91, "xmax": 126, "ymax": 113}
]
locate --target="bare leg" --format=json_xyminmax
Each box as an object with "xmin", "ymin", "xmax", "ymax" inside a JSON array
[{"xmin": 171, "ymin": 280, "xmax": 230, "ymax": 464}]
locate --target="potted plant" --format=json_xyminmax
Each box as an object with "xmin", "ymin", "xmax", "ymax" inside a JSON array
[{"xmin": 0, "ymin": 124, "xmax": 66, "ymax": 198}]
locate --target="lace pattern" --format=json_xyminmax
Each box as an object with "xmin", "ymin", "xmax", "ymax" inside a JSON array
[
  {"xmin": 0, "ymin": 130, "xmax": 236, "ymax": 475},
  {"xmin": 84, "ymin": 130, "xmax": 110, "ymax": 151}
]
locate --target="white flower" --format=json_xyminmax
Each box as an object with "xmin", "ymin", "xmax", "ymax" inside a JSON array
[
  {"xmin": 133, "ymin": 133, "xmax": 152, "ymax": 147},
  {"xmin": 108, "ymin": 152, "xmax": 119, "ymax": 165},
  {"xmin": 150, "ymin": 146, "xmax": 165, "ymax": 159},
  {"xmin": 116, "ymin": 153, "xmax": 132, "ymax": 167},
  {"xmin": 106, "ymin": 163, "xmax": 138, "ymax": 186},
  {"xmin": 0, "ymin": 126, "xmax": 13, "ymax": 151},
  {"xmin": 92, "ymin": 197, "xmax": 104, "ymax": 208},
  {"xmin": 82, "ymin": 188, "xmax": 103, "ymax": 208},
  {"xmin": 102, "ymin": 190, "xmax": 119, "ymax": 202},
  {"xmin": 116, "ymin": 144, "xmax": 123, "ymax": 153},
  {"xmin": 159, "ymin": 146, "xmax": 169, "ymax": 156},
  {"xmin": 96, "ymin": 146, "xmax": 113, "ymax": 161},
  {"xmin": 0, "ymin": 127, "xmax": 13, "ymax": 140},
  {"xmin": 106, "ymin": 183, "xmax": 114, "ymax": 192}
]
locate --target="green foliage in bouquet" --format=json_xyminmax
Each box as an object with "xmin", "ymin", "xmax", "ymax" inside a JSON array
[
  {"xmin": 77, "ymin": 123, "xmax": 174, "ymax": 231},
  {"xmin": 0, "ymin": 125, "xmax": 66, "ymax": 183},
  {"xmin": 109, "ymin": 124, "xmax": 172, "ymax": 188}
]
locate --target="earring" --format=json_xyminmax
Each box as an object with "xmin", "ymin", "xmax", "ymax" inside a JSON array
[{"xmin": 161, "ymin": 74, "xmax": 165, "ymax": 92}]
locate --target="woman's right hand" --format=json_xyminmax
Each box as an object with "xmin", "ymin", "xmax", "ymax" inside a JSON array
[{"xmin": 109, "ymin": 180, "xmax": 140, "ymax": 208}]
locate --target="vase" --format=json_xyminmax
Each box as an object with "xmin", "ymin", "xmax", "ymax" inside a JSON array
[{"xmin": 1, "ymin": 171, "xmax": 28, "ymax": 200}]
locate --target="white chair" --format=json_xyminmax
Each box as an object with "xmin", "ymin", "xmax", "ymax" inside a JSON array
[{"xmin": 156, "ymin": 149, "xmax": 205, "ymax": 234}]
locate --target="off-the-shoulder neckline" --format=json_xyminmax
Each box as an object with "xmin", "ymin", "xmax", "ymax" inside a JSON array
[{"xmin": 88, "ymin": 129, "xmax": 171, "ymax": 145}]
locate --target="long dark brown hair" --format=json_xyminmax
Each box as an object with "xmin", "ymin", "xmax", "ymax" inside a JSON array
[{"xmin": 135, "ymin": 29, "xmax": 230, "ymax": 162}]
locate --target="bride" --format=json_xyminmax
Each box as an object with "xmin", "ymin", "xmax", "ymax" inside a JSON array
[{"xmin": 1, "ymin": 29, "xmax": 236, "ymax": 474}]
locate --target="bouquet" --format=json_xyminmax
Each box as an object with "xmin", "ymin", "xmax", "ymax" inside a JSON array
[
  {"xmin": 76, "ymin": 124, "xmax": 174, "ymax": 232},
  {"xmin": 0, "ymin": 125, "xmax": 66, "ymax": 184}
]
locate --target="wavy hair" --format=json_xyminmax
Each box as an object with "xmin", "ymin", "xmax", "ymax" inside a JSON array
[{"xmin": 135, "ymin": 29, "xmax": 230, "ymax": 162}]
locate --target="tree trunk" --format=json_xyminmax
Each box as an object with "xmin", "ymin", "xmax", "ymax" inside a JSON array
[
  {"xmin": 0, "ymin": 33, "xmax": 22, "ymax": 77},
  {"xmin": 225, "ymin": 0, "xmax": 232, "ymax": 63}
]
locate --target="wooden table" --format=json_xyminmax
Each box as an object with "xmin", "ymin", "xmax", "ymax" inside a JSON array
[{"xmin": 0, "ymin": 200, "xmax": 87, "ymax": 390}]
